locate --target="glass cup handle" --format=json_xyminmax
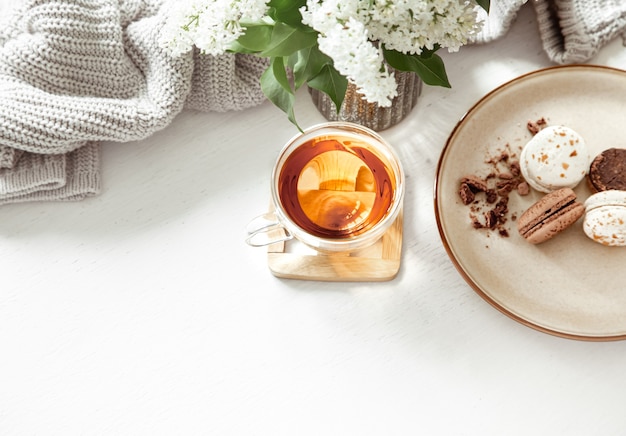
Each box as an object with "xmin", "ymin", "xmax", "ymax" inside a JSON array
[{"xmin": 245, "ymin": 212, "xmax": 293, "ymax": 247}]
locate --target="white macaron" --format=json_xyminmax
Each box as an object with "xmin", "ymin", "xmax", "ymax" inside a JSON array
[
  {"xmin": 583, "ymin": 190, "xmax": 626, "ymax": 247},
  {"xmin": 519, "ymin": 125, "xmax": 590, "ymax": 193}
]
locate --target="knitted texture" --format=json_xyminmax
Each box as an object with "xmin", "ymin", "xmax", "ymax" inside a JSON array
[
  {"xmin": 0, "ymin": 0, "xmax": 267, "ymax": 205},
  {"xmin": 1, "ymin": 0, "xmax": 625, "ymax": 205},
  {"xmin": 533, "ymin": 0, "xmax": 626, "ymax": 64},
  {"xmin": 0, "ymin": 143, "xmax": 100, "ymax": 204},
  {"xmin": 186, "ymin": 50, "xmax": 269, "ymax": 112},
  {"xmin": 471, "ymin": 0, "xmax": 529, "ymax": 44},
  {"xmin": 472, "ymin": 0, "xmax": 626, "ymax": 64}
]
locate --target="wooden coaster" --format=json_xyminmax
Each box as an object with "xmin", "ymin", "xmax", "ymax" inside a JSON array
[{"xmin": 267, "ymin": 209, "xmax": 403, "ymax": 282}]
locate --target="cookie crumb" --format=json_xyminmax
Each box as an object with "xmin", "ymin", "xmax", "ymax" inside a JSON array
[
  {"xmin": 527, "ymin": 117, "xmax": 547, "ymax": 135},
  {"xmin": 458, "ymin": 141, "xmax": 527, "ymax": 237},
  {"xmin": 459, "ymin": 182, "xmax": 475, "ymax": 205},
  {"xmin": 517, "ymin": 181, "xmax": 530, "ymax": 196}
]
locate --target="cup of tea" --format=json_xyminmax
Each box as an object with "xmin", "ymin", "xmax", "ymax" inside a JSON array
[{"xmin": 246, "ymin": 122, "xmax": 405, "ymax": 253}]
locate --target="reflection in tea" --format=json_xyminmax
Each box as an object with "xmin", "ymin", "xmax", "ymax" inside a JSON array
[{"xmin": 278, "ymin": 135, "xmax": 396, "ymax": 238}]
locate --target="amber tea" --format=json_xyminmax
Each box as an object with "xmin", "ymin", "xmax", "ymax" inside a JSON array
[
  {"xmin": 246, "ymin": 122, "xmax": 403, "ymax": 253},
  {"xmin": 277, "ymin": 134, "xmax": 397, "ymax": 239}
]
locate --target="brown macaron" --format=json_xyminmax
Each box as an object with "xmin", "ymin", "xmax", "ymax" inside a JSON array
[
  {"xmin": 588, "ymin": 148, "xmax": 626, "ymax": 192},
  {"xmin": 517, "ymin": 187, "xmax": 584, "ymax": 244}
]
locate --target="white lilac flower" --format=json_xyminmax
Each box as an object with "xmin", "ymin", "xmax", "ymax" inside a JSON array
[
  {"xmin": 361, "ymin": 0, "xmax": 481, "ymax": 55},
  {"xmin": 159, "ymin": 0, "xmax": 270, "ymax": 56},
  {"xmin": 301, "ymin": 4, "xmax": 398, "ymax": 106},
  {"xmin": 159, "ymin": 0, "xmax": 200, "ymax": 56},
  {"xmin": 162, "ymin": 0, "xmax": 484, "ymax": 105}
]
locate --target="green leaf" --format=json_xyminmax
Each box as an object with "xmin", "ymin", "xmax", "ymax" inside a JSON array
[
  {"xmin": 227, "ymin": 41, "xmax": 256, "ymax": 54},
  {"xmin": 307, "ymin": 64, "xmax": 348, "ymax": 113},
  {"xmin": 419, "ymin": 44, "xmax": 440, "ymax": 58},
  {"xmin": 234, "ymin": 24, "xmax": 273, "ymax": 52},
  {"xmin": 267, "ymin": 0, "xmax": 308, "ymax": 28},
  {"xmin": 260, "ymin": 57, "xmax": 300, "ymax": 130},
  {"xmin": 291, "ymin": 45, "xmax": 333, "ymax": 89},
  {"xmin": 475, "ymin": 0, "xmax": 490, "ymax": 13},
  {"xmin": 260, "ymin": 22, "xmax": 317, "ymax": 57},
  {"xmin": 383, "ymin": 49, "xmax": 451, "ymax": 88}
]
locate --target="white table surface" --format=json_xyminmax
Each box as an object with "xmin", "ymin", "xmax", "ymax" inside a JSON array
[{"xmin": 3, "ymin": 3, "xmax": 626, "ymax": 435}]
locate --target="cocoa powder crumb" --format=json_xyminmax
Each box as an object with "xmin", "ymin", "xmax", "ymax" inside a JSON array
[
  {"xmin": 496, "ymin": 177, "xmax": 518, "ymax": 196},
  {"xmin": 485, "ymin": 209, "xmax": 498, "ymax": 229},
  {"xmin": 459, "ymin": 183, "xmax": 475, "ymax": 205},
  {"xmin": 510, "ymin": 161, "xmax": 521, "ymax": 177},
  {"xmin": 517, "ymin": 181, "xmax": 530, "ymax": 196},
  {"xmin": 527, "ymin": 117, "xmax": 547, "ymax": 135},
  {"xmin": 457, "ymin": 118, "xmax": 551, "ymax": 237},
  {"xmin": 458, "ymin": 140, "xmax": 529, "ymax": 237},
  {"xmin": 471, "ymin": 217, "xmax": 483, "ymax": 229},
  {"xmin": 485, "ymin": 189, "xmax": 498, "ymax": 203},
  {"xmin": 460, "ymin": 175, "xmax": 489, "ymax": 192}
]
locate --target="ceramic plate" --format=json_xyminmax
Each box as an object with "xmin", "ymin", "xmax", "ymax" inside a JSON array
[{"xmin": 435, "ymin": 65, "xmax": 626, "ymax": 341}]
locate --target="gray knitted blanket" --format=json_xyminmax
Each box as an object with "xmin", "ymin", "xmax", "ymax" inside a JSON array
[
  {"xmin": 1, "ymin": 0, "xmax": 625, "ymax": 205},
  {"xmin": 0, "ymin": 0, "xmax": 267, "ymax": 205},
  {"xmin": 474, "ymin": 0, "xmax": 626, "ymax": 63}
]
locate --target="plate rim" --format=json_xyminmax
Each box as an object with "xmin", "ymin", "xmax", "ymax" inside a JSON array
[{"xmin": 433, "ymin": 64, "xmax": 626, "ymax": 342}]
